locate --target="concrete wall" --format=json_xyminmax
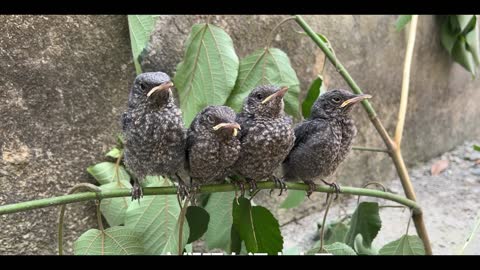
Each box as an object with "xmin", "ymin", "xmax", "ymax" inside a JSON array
[{"xmin": 1, "ymin": 15, "xmax": 479, "ymax": 254}]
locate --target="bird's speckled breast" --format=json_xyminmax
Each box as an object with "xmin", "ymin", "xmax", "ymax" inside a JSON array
[{"xmin": 235, "ymin": 117, "xmax": 295, "ymax": 180}]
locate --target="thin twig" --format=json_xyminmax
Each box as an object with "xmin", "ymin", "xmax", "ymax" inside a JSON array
[
  {"xmin": 459, "ymin": 211, "xmax": 480, "ymax": 255},
  {"xmin": 265, "ymin": 16, "xmax": 296, "ymax": 48},
  {"xmin": 394, "ymin": 15, "xmax": 419, "ymax": 148},
  {"xmin": 319, "ymin": 194, "xmax": 334, "ymax": 253},
  {"xmin": 57, "ymin": 183, "xmax": 101, "ymax": 255},
  {"xmin": 352, "ymin": 146, "xmax": 390, "ymax": 153},
  {"xmin": 177, "ymin": 198, "xmax": 190, "ymax": 255}
]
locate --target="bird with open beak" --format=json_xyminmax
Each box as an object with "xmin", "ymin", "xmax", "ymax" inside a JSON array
[
  {"xmin": 283, "ymin": 89, "xmax": 372, "ymax": 198},
  {"xmin": 232, "ymin": 85, "xmax": 295, "ymax": 195},
  {"xmin": 121, "ymin": 72, "xmax": 187, "ymax": 200},
  {"xmin": 186, "ymin": 106, "xmax": 241, "ymax": 188}
]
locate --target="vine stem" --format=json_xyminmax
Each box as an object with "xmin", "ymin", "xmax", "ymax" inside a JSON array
[
  {"xmin": 293, "ymin": 15, "xmax": 432, "ymax": 255},
  {"xmin": 1, "ymin": 182, "xmax": 422, "ymax": 216},
  {"xmin": 57, "ymin": 183, "xmax": 101, "ymax": 255},
  {"xmin": 395, "ymin": 15, "xmax": 419, "ymax": 148}
]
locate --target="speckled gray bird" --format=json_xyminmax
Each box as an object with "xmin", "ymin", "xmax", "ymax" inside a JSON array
[
  {"xmin": 282, "ymin": 89, "xmax": 371, "ymax": 197},
  {"xmin": 232, "ymin": 85, "xmax": 295, "ymax": 194},
  {"xmin": 121, "ymin": 72, "xmax": 187, "ymax": 200},
  {"xmin": 186, "ymin": 106, "xmax": 241, "ymax": 186}
]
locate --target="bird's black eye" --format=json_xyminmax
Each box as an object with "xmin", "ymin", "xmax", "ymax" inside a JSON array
[
  {"xmin": 207, "ymin": 115, "xmax": 214, "ymax": 124},
  {"xmin": 140, "ymin": 83, "xmax": 146, "ymax": 90},
  {"xmin": 256, "ymin": 94, "xmax": 263, "ymax": 100},
  {"xmin": 332, "ymin": 97, "xmax": 341, "ymax": 103}
]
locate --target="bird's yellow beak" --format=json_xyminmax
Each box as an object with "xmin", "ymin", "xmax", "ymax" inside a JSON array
[
  {"xmin": 340, "ymin": 94, "xmax": 372, "ymax": 108},
  {"xmin": 147, "ymin": 82, "xmax": 174, "ymax": 97},
  {"xmin": 261, "ymin": 86, "xmax": 289, "ymax": 104},
  {"xmin": 213, "ymin": 122, "xmax": 241, "ymax": 137}
]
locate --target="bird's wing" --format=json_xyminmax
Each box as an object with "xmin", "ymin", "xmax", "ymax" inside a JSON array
[
  {"xmin": 292, "ymin": 119, "xmax": 328, "ymax": 147},
  {"xmin": 121, "ymin": 112, "xmax": 131, "ymax": 132}
]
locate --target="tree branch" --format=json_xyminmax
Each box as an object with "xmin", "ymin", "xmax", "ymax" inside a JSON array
[
  {"xmin": 293, "ymin": 15, "xmax": 432, "ymax": 255},
  {"xmin": 0, "ymin": 182, "xmax": 421, "ymax": 216}
]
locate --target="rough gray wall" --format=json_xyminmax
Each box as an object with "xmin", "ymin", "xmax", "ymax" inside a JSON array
[
  {"xmin": 1, "ymin": 15, "xmax": 479, "ymax": 254},
  {"xmin": 0, "ymin": 15, "xmax": 135, "ymax": 254}
]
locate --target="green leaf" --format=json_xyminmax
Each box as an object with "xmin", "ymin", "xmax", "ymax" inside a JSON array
[
  {"xmin": 324, "ymin": 220, "xmax": 350, "ymax": 245},
  {"xmin": 345, "ymin": 202, "xmax": 381, "ymax": 249},
  {"xmin": 186, "ymin": 206, "xmax": 210, "ymax": 244},
  {"xmin": 279, "ymin": 190, "xmax": 306, "ymax": 209},
  {"xmin": 105, "ymin": 147, "xmax": 122, "ymax": 159},
  {"xmin": 307, "ymin": 242, "xmax": 357, "ymax": 255},
  {"xmin": 232, "ymin": 197, "xmax": 283, "ymax": 255},
  {"xmin": 204, "ymin": 191, "xmax": 236, "ymax": 250},
  {"xmin": 225, "ymin": 47, "xmax": 301, "ymax": 119},
  {"xmin": 441, "ymin": 18, "xmax": 460, "ymax": 54},
  {"xmin": 474, "ymin": 145, "xmax": 480, "ymax": 152},
  {"xmin": 452, "ymin": 37, "xmax": 477, "ymax": 76},
  {"xmin": 229, "ymin": 225, "xmax": 243, "ymax": 254},
  {"xmin": 465, "ymin": 22, "xmax": 480, "ymax": 65},
  {"xmin": 127, "ymin": 15, "xmax": 157, "ymax": 74},
  {"xmin": 282, "ymin": 246, "xmax": 302, "ymax": 255},
  {"xmin": 87, "ymin": 162, "xmax": 130, "ymax": 185},
  {"xmin": 301, "ymin": 76, "xmax": 326, "ymax": 118},
  {"xmin": 74, "ymin": 226, "xmax": 143, "ymax": 255},
  {"xmin": 174, "ymin": 23, "xmax": 239, "ymax": 126},
  {"xmin": 379, "ymin": 235, "xmax": 426, "ymax": 255},
  {"xmin": 99, "ymin": 180, "xmax": 132, "ymax": 226},
  {"xmin": 395, "ymin": 15, "xmax": 413, "ymax": 31},
  {"xmin": 125, "ymin": 180, "xmax": 189, "ymax": 254},
  {"xmin": 457, "ymin": 15, "xmax": 475, "ymax": 33},
  {"xmin": 354, "ymin": 234, "xmax": 378, "ymax": 255}
]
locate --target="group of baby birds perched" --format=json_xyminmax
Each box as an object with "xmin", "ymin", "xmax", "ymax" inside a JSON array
[{"xmin": 121, "ymin": 71, "xmax": 371, "ymax": 201}]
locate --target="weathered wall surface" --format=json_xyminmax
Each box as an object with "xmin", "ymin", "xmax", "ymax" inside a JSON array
[
  {"xmin": 0, "ymin": 15, "xmax": 135, "ymax": 254},
  {"xmin": 1, "ymin": 15, "xmax": 479, "ymax": 254}
]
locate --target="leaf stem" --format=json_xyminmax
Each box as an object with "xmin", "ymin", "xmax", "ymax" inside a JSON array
[
  {"xmin": 319, "ymin": 194, "xmax": 334, "ymax": 253},
  {"xmin": 265, "ymin": 16, "xmax": 296, "ymax": 48},
  {"xmin": 352, "ymin": 146, "xmax": 390, "ymax": 153}
]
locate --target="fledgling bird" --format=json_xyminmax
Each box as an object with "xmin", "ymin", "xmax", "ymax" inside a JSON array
[
  {"xmin": 232, "ymin": 85, "xmax": 295, "ymax": 194},
  {"xmin": 282, "ymin": 89, "xmax": 372, "ymax": 197},
  {"xmin": 186, "ymin": 106, "xmax": 241, "ymax": 186},
  {"xmin": 121, "ymin": 72, "xmax": 187, "ymax": 200}
]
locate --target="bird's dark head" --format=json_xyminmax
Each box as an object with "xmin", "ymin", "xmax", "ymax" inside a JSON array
[
  {"xmin": 196, "ymin": 106, "xmax": 241, "ymax": 141},
  {"xmin": 128, "ymin": 72, "xmax": 174, "ymax": 109},
  {"xmin": 243, "ymin": 85, "xmax": 288, "ymax": 119},
  {"xmin": 311, "ymin": 89, "xmax": 371, "ymax": 119}
]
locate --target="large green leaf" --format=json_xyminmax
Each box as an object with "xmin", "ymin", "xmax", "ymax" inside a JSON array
[
  {"xmin": 307, "ymin": 242, "xmax": 357, "ymax": 255},
  {"xmin": 465, "ymin": 22, "xmax": 480, "ymax": 65},
  {"xmin": 127, "ymin": 15, "xmax": 157, "ymax": 74},
  {"xmin": 457, "ymin": 15, "xmax": 475, "ymax": 33},
  {"xmin": 324, "ymin": 220, "xmax": 350, "ymax": 245},
  {"xmin": 124, "ymin": 180, "xmax": 189, "ymax": 254},
  {"xmin": 204, "ymin": 191, "xmax": 236, "ymax": 250},
  {"xmin": 395, "ymin": 15, "xmax": 412, "ymax": 31},
  {"xmin": 186, "ymin": 206, "xmax": 210, "ymax": 244},
  {"xmin": 174, "ymin": 23, "xmax": 239, "ymax": 126},
  {"xmin": 301, "ymin": 75, "xmax": 326, "ymax": 118},
  {"xmin": 74, "ymin": 226, "xmax": 143, "ymax": 255},
  {"xmin": 441, "ymin": 17, "xmax": 459, "ymax": 54},
  {"xmin": 100, "ymin": 180, "xmax": 132, "ymax": 226},
  {"xmin": 345, "ymin": 202, "xmax": 381, "ymax": 249},
  {"xmin": 232, "ymin": 197, "xmax": 283, "ymax": 254},
  {"xmin": 379, "ymin": 235, "xmax": 425, "ymax": 255},
  {"xmin": 225, "ymin": 48, "xmax": 301, "ymax": 119},
  {"xmin": 279, "ymin": 190, "xmax": 306, "ymax": 209},
  {"xmin": 87, "ymin": 162, "xmax": 130, "ymax": 185}
]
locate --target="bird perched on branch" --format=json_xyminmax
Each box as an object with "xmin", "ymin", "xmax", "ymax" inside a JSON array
[
  {"xmin": 121, "ymin": 72, "xmax": 187, "ymax": 200},
  {"xmin": 282, "ymin": 89, "xmax": 371, "ymax": 198},
  {"xmin": 186, "ymin": 106, "xmax": 241, "ymax": 186},
  {"xmin": 232, "ymin": 85, "xmax": 295, "ymax": 195}
]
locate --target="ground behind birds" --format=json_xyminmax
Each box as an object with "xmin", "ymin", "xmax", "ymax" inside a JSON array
[{"xmin": 281, "ymin": 140, "xmax": 480, "ymax": 255}]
